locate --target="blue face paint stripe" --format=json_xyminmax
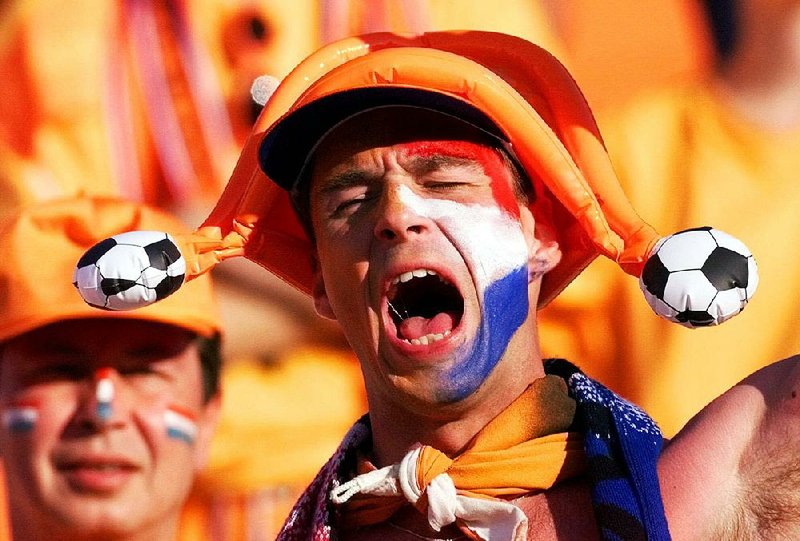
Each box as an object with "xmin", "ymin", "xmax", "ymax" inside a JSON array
[
  {"xmin": 439, "ymin": 265, "xmax": 529, "ymax": 402},
  {"xmin": 167, "ymin": 427, "xmax": 196, "ymax": 445},
  {"xmin": 3, "ymin": 408, "xmax": 38, "ymax": 433},
  {"xmin": 96, "ymin": 402, "xmax": 113, "ymax": 421},
  {"xmin": 6, "ymin": 420, "xmax": 36, "ymax": 433}
]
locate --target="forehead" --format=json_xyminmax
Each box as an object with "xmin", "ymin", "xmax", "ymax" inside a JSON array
[{"xmin": 309, "ymin": 106, "xmax": 503, "ymax": 175}]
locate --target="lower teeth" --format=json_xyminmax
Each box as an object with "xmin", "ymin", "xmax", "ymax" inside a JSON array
[{"xmin": 405, "ymin": 330, "xmax": 451, "ymax": 346}]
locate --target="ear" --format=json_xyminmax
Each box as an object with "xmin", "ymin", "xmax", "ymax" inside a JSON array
[
  {"xmin": 312, "ymin": 254, "xmax": 337, "ymax": 320},
  {"xmin": 519, "ymin": 205, "xmax": 562, "ymax": 281},
  {"xmin": 192, "ymin": 393, "xmax": 221, "ymax": 471}
]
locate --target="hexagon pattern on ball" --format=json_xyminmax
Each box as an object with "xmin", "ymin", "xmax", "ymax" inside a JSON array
[
  {"xmin": 73, "ymin": 231, "xmax": 185, "ymax": 311},
  {"xmin": 639, "ymin": 227, "xmax": 758, "ymax": 328}
]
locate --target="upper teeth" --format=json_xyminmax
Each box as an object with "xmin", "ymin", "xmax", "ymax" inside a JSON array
[{"xmin": 392, "ymin": 268, "xmax": 438, "ymax": 285}]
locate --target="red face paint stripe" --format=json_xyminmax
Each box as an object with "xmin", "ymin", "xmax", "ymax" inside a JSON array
[
  {"xmin": 95, "ymin": 367, "xmax": 114, "ymax": 380},
  {"xmin": 3, "ymin": 400, "xmax": 41, "ymax": 409},
  {"xmin": 164, "ymin": 405, "xmax": 198, "ymax": 445},
  {"xmin": 166, "ymin": 403, "xmax": 197, "ymax": 421},
  {"xmin": 400, "ymin": 140, "xmax": 520, "ymax": 218}
]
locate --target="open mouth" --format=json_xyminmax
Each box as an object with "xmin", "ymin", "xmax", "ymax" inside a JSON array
[{"xmin": 387, "ymin": 269, "xmax": 464, "ymax": 345}]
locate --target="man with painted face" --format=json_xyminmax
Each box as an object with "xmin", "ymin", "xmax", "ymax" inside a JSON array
[
  {"xmin": 0, "ymin": 196, "xmax": 222, "ymax": 541},
  {"xmin": 297, "ymin": 105, "xmax": 602, "ymax": 540},
  {"xmin": 268, "ymin": 87, "xmax": 664, "ymax": 541},
  {"xmin": 75, "ymin": 32, "xmax": 800, "ymax": 540}
]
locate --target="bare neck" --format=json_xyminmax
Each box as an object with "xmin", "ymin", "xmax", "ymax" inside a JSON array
[
  {"xmin": 10, "ymin": 514, "xmax": 180, "ymax": 541},
  {"xmin": 715, "ymin": 5, "xmax": 800, "ymax": 130},
  {"xmin": 367, "ymin": 328, "xmax": 546, "ymax": 467},
  {"xmin": 367, "ymin": 389, "xmax": 524, "ymax": 466}
]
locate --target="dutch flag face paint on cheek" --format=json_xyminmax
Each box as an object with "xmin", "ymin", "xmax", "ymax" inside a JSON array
[
  {"xmin": 2, "ymin": 401, "xmax": 39, "ymax": 433},
  {"xmin": 164, "ymin": 405, "xmax": 197, "ymax": 445},
  {"xmin": 395, "ymin": 185, "xmax": 530, "ymax": 402}
]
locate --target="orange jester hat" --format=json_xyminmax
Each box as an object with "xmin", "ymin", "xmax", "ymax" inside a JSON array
[{"xmin": 73, "ymin": 31, "xmax": 757, "ymax": 328}]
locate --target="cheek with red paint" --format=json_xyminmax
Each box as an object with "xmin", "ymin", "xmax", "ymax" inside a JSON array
[
  {"xmin": 130, "ymin": 403, "xmax": 198, "ymax": 448},
  {"xmin": 2, "ymin": 395, "xmax": 115, "ymax": 444},
  {"xmin": 163, "ymin": 404, "xmax": 198, "ymax": 445},
  {"xmin": 479, "ymin": 148, "xmax": 520, "ymax": 218},
  {"xmin": 399, "ymin": 140, "xmax": 521, "ymax": 218},
  {"xmin": 2, "ymin": 401, "xmax": 40, "ymax": 434}
]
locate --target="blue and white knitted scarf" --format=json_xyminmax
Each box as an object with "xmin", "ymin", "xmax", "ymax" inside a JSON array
[{"xmin": 545, "ymin": 358, "xmax": 671, "ymax": 541}]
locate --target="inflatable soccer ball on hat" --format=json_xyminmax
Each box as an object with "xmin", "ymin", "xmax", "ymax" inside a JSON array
[
  {"xmin": 640, "ymin": 227, "xmax": 758, "ymax": 328},
  {"xmin": 73, "ymin": 231, "xmax": 186, "ymax": 310}
]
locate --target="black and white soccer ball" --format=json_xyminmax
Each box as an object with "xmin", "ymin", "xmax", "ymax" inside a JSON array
[
  {"xmin": 639, "ymin": 227, "xmax": 758, "ymax": 328},
  {"xmin": 73, "ymin": 231, "xmax": 185, "ymax": 311}
]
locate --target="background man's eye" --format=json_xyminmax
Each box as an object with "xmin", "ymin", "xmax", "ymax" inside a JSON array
[
  {"xmin": 122, "ymin": 366, "xmax": 156, "ymax": 376},
  {"xmin": 40, "ymin": 364, "xmax": 85, "ymax": 381}
]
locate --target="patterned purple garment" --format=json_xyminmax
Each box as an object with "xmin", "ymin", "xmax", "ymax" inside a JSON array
[{"xmin": 277, "ymin": 418, "xmax": 370, "ymax": 541}]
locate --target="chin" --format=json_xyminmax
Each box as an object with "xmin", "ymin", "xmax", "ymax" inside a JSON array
[{"xmin": 384, "ymin": 370, "xmax": 484, "ymax": 416}]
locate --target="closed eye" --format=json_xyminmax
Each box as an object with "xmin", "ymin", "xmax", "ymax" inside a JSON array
[
  {"xmin": 332, "ymin": 193, "xmax": 369, "ymax": 217},
  {"xmin": 330, "ymin": 185, "xmax": 383, "ymax": 218},
  {"xmin": 417, "ymin": 162, "xmax": 487, "ymax": 194},
  {"xmin": 41, "ymin": 364, "xmax": 85, "ymax": 381},
  {"xmin": 425, "ymin": 180, "xmax": 473, "ymax": 191},
  {"xmin": 315, "ymin": 170, "xmax": 380, "ymax": 219},
  {"xmin": 121, "ymin": 364, "xmax": 171, "ymax": 383}
]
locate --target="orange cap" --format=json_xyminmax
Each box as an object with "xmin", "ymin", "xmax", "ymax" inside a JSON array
[{"xmin": 0, "ymin": 196, "xmax": 221, "ymax": 342}]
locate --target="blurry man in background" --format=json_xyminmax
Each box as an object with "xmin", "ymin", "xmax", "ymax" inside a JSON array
[{"xmin": 0, "ymin": 196, "xmax": 222, "ymax": 541}]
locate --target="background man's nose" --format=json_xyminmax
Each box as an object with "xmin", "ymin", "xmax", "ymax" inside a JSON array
[{"xmin": 77, "ymin": 367, "xmax": 128, "ymax": 431}]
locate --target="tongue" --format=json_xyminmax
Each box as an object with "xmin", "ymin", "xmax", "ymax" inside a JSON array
[{"xmin": 398, "ymin": 312, "xmax": 457, "ymax": 340}]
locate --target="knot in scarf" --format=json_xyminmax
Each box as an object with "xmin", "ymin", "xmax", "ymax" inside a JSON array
[{"xmin": 330, "ymin": 375, "xmax": 586, "ymax": 540}]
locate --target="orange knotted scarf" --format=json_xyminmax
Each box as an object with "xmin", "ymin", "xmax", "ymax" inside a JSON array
[{"xmin": 336, "ymin": 375, "xmax": 586, "ymax": 534}]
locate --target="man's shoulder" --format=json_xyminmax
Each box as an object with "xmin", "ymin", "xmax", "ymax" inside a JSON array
[
  {"xmin": 734, "ymin": 358, "xmax": 800, "ymax": 539},
  {"xmin": 658, "ymin": 356, "xmax": 800, "ymax": 540}
]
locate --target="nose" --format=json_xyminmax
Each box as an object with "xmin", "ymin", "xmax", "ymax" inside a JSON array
[
  {"xmin": 77, "ymin": 367, "xmax": 128, "ymax": 431},
  {"xmin": 374, "ymin": 184, "xmax": 431, "ymax": 242}
]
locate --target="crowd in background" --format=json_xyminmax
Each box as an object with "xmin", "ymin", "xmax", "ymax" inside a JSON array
[{"xmin": 0, "ymin": 0, "xmax": 795, "ymax": 538}]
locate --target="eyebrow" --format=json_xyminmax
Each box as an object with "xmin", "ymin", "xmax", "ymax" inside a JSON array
[
  {"xmin": 315, "ymin": 170, "xmax": 377, "ymax": 195},
  {"xmin": 404, "ymin": 155, "xmax": 484, "ymax": 177},
  {"xmin": 316, "ymin": 154, "xmax": 484, "ymax": 195}
]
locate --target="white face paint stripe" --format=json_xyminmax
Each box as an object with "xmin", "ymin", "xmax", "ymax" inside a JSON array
[
  {"xmin": 96, "ymin": 379, "xmax": 114, "ymax": 402},
  {"xmin": 395, "ymin": 185, "xmax": 529, "ymax": 291}
]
